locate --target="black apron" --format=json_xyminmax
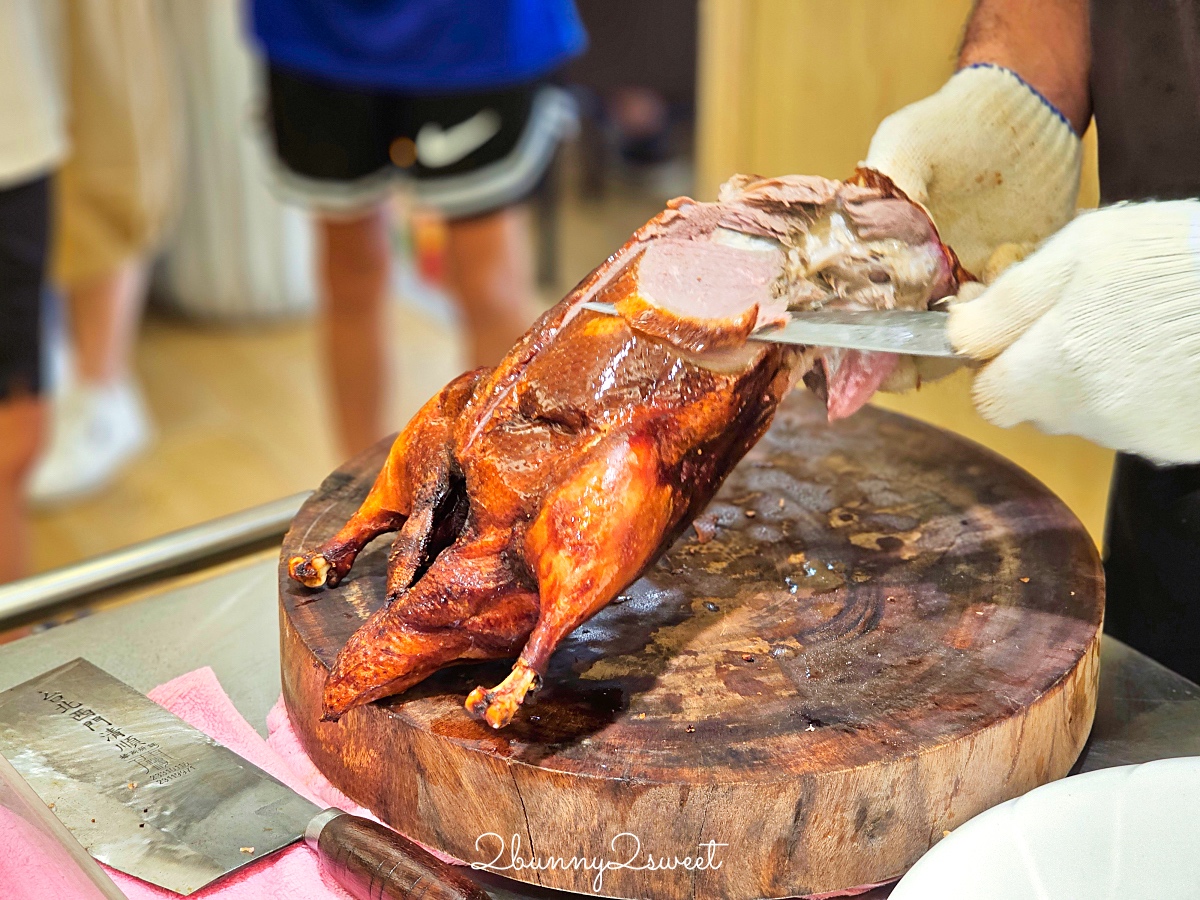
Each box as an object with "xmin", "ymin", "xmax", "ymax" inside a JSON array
[{"xmin": 1092, "ymin": 0, "xmax": 1200, "ymax": 681}]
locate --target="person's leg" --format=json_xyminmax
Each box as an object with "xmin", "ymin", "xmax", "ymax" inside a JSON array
[
  {"xmin": 30, "ymin": 0, "xmax": 179, "ymax": 505},
  {"xmin": 66, "ymin": 260, "xmax": 148, "ymax": 384},
  {"xmin": 29, "ymin": 257, "xmax": 153, "ymax": 505},
  {"xmin": 0, "ymin": 175, "xmax": 51, "ymax": 581},
  {"xmin": 264, "ymin": 65, "xmax": 400, "ymax": 458},
  {"xmin": 443, "ymin": 204, "xmax": 537, "ymax": 368},
  {"xmin": 318, "ymin": 205, "xmax": 393, "ymax": 458},
  {"xmin": 0, "ymin": 399, "xmax": 46, "ymax": 583},
  {"xmin": 55, "ymin": 0, "xmax": 177, "ymax": 381}
]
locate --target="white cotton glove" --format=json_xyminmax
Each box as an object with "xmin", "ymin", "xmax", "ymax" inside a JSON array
[
  {"xmin": 948, "ymin": 201, "xmax": 1200, "ymax": 465},
  {"xmin": 865, "ymin": 64, "xmax": 1083, "ymax": 278}
]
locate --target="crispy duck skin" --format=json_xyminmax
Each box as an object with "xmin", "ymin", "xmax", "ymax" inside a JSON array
[{"xmin": 288, "ymin": 169, "xmax": 968, "ymax": 729}]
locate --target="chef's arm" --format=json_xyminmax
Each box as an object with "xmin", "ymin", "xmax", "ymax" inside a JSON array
[{"xmin": 958, "ymin": 0, "xmax": 1091, "ymax": 135}]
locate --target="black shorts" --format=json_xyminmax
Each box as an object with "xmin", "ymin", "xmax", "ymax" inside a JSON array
[
  {"xmin": 263, "ymin": 66, "xmax": 575, "ymax": 219},
  {"xmin": 0, "ymin": 176, "xmax": 49, "ymax": 402}
]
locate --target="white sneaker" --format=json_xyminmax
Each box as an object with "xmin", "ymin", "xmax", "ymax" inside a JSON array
[{"xmin": 29, "ymin": 379, "xmax": 153, "ymax": 507}]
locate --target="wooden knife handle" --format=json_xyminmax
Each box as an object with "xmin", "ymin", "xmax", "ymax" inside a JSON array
[{"xmin": 307, "ymin": 809, "xmax": 491, "ymax": 900}]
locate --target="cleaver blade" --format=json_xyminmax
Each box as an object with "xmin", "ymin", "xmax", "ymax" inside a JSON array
[
  {"xmin": 581, "ymin": 301, "xmax": 962, "ymax": 358},
  {"xmin": 0, "ymin": 659, "xmax": 488, "ymax": 899}
]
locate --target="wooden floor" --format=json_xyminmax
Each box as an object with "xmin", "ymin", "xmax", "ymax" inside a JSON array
[
  {"xmin": 29, "ymin": 173, "xmax": 1114, "ymax": 575},
  {"xmin": 30, "ymin": 306, "xmax": 440, "ymax": 572}
]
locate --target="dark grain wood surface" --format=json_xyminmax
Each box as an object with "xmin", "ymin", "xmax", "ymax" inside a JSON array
[{"xmin": 280, "ymin": 393, "xmax": 1103, "ymax": 900}]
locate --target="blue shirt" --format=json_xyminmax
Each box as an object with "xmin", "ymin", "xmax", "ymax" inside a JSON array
[{"xmin": 250, "ymin": 0, "xmax": 586, "ymax": 93}]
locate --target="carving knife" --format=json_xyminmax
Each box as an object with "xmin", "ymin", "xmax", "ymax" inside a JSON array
[
  {"xmin": 582, "ymin": 301, "xmax": 961, "ymax": 358},
  {"xmin": 0, "ymin": 659, "xmax": 490, "ymax": 899}
]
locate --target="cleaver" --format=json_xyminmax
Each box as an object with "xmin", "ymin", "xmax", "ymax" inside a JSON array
[
  {"xmin": 0, "ymin": 659, "xmax": 489, "ymax": 899},
  {"xmin": 581, "ymin": 301, "xmax": 962, "ymax": 358}
]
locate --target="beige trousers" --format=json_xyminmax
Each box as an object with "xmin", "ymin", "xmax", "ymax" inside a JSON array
[{"xmin": 52, "ymin": 0, "xmax": 181, "ymax": 287}]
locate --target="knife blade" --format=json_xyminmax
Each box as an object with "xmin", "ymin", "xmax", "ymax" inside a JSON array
[
  {"xmin": 0, "ymin": 659, "xmax": 489, "ymax": 900},
  {"xmin": 581, "ymin": 301, "xmax": 960, "ymax": 358}
]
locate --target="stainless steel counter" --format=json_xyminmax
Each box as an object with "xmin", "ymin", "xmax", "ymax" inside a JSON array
[
  {"xmin": 1, "ymin": 517, "xmax": 1198, "ymax": 899},
  {"xmin": 0, "ymin": 553, "xmax": 283, "ymax": 735}
]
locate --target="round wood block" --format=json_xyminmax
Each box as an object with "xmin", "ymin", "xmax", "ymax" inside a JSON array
[{"xmin": 280, "ymin": 394, "xmax": 1103, "ymax": 900}]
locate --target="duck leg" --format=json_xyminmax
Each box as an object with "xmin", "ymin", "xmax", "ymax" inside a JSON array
[
  {"xmin": 465, "ymin": 430, "xmax": 677, "ymax": 728},
  {"xmin": 322, "ymin": 532, "xmax": 538, "ymax": 720},
  {"xmin": 288, "ymin": 369, "xmax": 484, "ymax": 589}
]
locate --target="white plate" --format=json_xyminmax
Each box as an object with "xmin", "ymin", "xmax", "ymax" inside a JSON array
[{"xmin": 890, "ymin": 757, "xmax": 1200, "ymax": 900}]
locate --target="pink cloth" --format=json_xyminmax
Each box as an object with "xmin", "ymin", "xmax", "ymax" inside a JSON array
[
  {"xmin": 5, "ymin": 666, "xmax": 467, "ymax": 900},
  {"xmin": 0, "ymin": 803, "xmax": 111, "ymax": 900},
  {"xmin": 263, "ymin": 695, "xmax": 461, "ymax": 867},
  {"xmin": 105, "ymin": 667, "xmax": 370, "ymax": 900}
]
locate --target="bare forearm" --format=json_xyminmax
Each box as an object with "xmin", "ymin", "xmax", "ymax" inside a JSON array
[{"xmin": 958, "ymin": 0, "xmax": 1091, "ymax": 134}]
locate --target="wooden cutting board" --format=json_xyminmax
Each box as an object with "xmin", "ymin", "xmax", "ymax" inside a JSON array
[{"xmin": 279, "ymin": 394, "xmax": 1103, "ymax": 900}]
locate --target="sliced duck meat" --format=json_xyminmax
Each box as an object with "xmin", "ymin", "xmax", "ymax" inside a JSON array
[
  {"xmin": 607, "ymin": 168, "xmax": 969, "ymax": 419},
  {"xmin": 611, "ymin": 236, "xmax": 791, "ymax": 353}
]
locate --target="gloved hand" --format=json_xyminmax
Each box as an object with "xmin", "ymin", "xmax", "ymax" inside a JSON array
[
  {"xmin": 865, "ymin": 64, "xmax": 1083, "ymax": 395},
  {"xmin": 948, "ymin": 201, "xmax": 1200, "ymax": 465},
  {"xmin": 865, "ymin": 64, "xmax": 1082, "ymax": 278}
]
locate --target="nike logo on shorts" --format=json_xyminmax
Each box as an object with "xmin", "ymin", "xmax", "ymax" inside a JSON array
[{"xmin": 416, "ymin": 110, "xmax": 503, "ymax": 168}]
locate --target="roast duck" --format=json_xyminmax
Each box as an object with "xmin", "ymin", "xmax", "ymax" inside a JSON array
[{"xmin": 288, "ymin": 168, "xmax": 970, "ymax": 729}]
